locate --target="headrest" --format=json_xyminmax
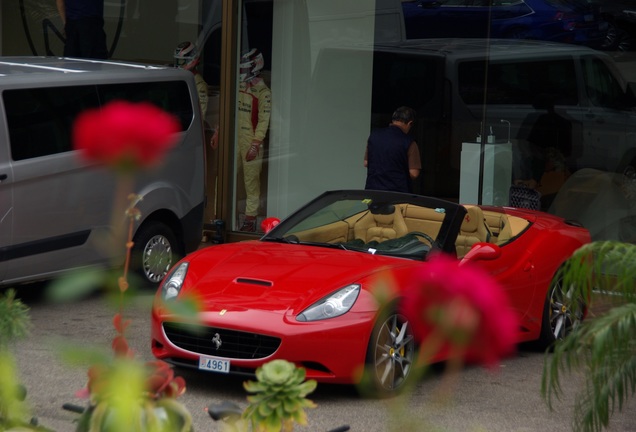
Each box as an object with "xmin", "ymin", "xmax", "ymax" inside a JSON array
[
  {"xmin": 461, "ymin": 206, "xmax": 482, "ymax": 232},
  {"xmin": 369, "ymin": 203, "xmax": 395, "ymax": 215}
]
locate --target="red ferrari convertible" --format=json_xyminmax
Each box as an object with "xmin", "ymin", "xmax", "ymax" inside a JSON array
[{"xmin": 150, "ymin": 190, "xmax": 590, "ymax": 395}]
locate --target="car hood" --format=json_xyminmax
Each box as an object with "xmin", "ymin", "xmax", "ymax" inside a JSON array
[{"xmin": 182, "ymin": 240, "xmax": 412, "ymax": 314}]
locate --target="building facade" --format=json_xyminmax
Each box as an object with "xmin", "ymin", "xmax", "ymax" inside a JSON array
[{"xmin": 3, "ymin": 0, "xmax": 636, "ymax": 243}]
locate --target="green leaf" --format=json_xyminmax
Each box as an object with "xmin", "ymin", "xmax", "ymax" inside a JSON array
[
  {"xmin": 262, "ymin": 412, "xmax": 283, "ymax": 432},
  {"xmin": 57, "ymin": 343, "xmax": 110, "ymax": 368},
  {"xmin": 45, "ymin": 268, "xmax": 106, "ymax": 303},
  {"xmin": 257, "ymin": 401, "xmax": 274, "ymax": 417},
  {"xmin": 297, "ymin": 379, "xmax": 317, "ymax": 397},
  {"xmin": 161, "ymin": 297, "xmax": 202, "ymax": 322}
]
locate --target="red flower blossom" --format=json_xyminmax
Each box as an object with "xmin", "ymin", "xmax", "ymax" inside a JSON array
[
  {"xmin": 111, "ymin": 313, "xmax": 134, "ymax": 358},
  {"xmin": 73, "ymin": 100, "xmax": 180, "ymax": 170},
  {"xmin": 145, "ymin": 360, "xmax": 187, "ymax": 399},
  {"xmin": 399, "ymin": 254, "xmax": 519, "ymax": 368}
]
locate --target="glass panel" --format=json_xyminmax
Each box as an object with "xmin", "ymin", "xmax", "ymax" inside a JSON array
[{"xmin": 233, "ymin": 0, "xmax": 380, "ymax": 233}]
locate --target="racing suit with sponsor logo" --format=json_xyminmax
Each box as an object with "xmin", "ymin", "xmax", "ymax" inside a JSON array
[{"xmin": 237, "ymin": 77, "xmax": 271, "ymax": 217}]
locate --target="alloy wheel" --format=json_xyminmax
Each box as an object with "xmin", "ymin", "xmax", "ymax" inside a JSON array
[
  {"xmin": 548, "ymin": 280, "xmax": 583, "ymax": 341},
  {"xmin": 142, "ymin": 234, "xmax": 174, "ymax": 283},
  {"xmin": 370, "ymin": 312, "xmax": 415, "ymax": 392}
]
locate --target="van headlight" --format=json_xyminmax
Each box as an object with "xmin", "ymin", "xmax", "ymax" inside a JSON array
[
  {"xmin": 297, "ymin": 284, "xmax": 360, "ymax": 322},
  {"xmin": 161, "ymin": 262, "xmax": 189, "ymax": 300}
]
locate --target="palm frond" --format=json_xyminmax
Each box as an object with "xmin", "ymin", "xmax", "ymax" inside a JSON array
[
  {"xmin": 543, "ymin": 299, "xmax": 636, "ymax": 432},
  {"xmin": 561, "ymin": 242, "xmax": 636, "ymax": 311}
]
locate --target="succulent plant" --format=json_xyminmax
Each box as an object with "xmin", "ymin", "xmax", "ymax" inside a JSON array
[{"xmin": 242, "ymin": 360, "xmax": 317, "ymax": 432}]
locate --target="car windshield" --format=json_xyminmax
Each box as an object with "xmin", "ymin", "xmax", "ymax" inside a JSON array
[{"xmin": 261, "ymin": 190, "xmax": 466, "ymax": 260}]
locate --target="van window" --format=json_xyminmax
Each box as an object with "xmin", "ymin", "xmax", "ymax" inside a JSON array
[
  {"xmin": 4, "ymin": 81, "xmax": 193, "ymax": 161},
  {"xmin": 581, "ymin": 56, "xmax": 625, "ymax": 109},
  {"xmin": 4, "ymin": 85, "xmax": 99, "ymax": 161},
  {"xmin": 97, "ymin": 81, "xmax": 194, "ymax": 129},
  {"xmin": 458, "ymin": 59, "xmax": 578, "ymax": 106}
]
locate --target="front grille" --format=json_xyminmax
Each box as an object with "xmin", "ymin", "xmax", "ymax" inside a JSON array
[{"xmin": 163, "ymin": 322, "xmax": 281, "ymax": 359}]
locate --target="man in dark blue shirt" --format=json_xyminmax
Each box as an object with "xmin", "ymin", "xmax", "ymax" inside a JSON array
[
  {"xmin": 364, "ymin": 106, "xmax": 421, "ymax": 193},
  {"xmin": 56, "ymin": 0, "xmax": 108, "ymax": 59}
]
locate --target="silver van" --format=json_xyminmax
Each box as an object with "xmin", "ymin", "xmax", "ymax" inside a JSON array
[{"xmin": 0, "ymin": 57, "xmax": 205, "ymax": 288}]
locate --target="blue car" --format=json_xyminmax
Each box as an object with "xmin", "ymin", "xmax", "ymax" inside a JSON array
[{"xmin": 402, "ymin": 0, "xmax": 608, "ymax": 48}]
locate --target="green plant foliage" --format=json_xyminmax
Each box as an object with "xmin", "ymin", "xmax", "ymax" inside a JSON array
[
  {"xmin": 242, "ymin": 360, "xmax": 317, "ymax": 432},
  {"xmin": 0, "ymin": 291, "xmax": 50, "ymax": 430},
  {"xmin": 542, "ymin": 241, "xmax": 636, "ymax": 432},
  {"xmin": 75, "ymin": 358, "xmax": 192, "ymax": 432},
  {"xmin": 0, "ymin": 289, "xmax": 31, "ymax": 348},
  {"xmin": 0, "ymin": 351, "xmax": 31, "ymax": 428}
]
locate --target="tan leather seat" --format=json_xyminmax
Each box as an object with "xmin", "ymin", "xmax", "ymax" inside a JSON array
[
  {"xmin": 354, "ymin": 206, "xmax": 409, "ymax": 244},
  {"xmin": 496, "ymin": 214, "xmax": 514, "ymax": 245},
  {"xmin": 456, "ymin": 206, "xmax": 492, "ymax": 258}
]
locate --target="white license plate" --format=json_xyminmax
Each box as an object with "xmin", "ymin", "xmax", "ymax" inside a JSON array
[{"xmin": 199, "ymin": 355, "xmax": 230, "ymax": 373}]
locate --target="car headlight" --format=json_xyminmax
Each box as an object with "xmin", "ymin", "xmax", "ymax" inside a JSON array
[
  {"xmin": 161, "ymin": 262, "xmax": 189, "ymax": 301},
  {"xmin": 297, "ymin": 284, "xmax": 360, "ymax": 322}
]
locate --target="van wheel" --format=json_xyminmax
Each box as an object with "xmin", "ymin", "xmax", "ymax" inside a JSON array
[{"xmin": 132, "ymin": 221, "xmax": 180, "ymax": 289}]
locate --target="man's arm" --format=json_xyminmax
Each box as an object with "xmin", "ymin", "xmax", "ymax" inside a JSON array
[
  {"xmin": 408, "ymin": 141, "xmax": 421, "ymax": 180},
  {"xmin": 56, "ymin": 0, "xmax": 66, "ymax": 25}
]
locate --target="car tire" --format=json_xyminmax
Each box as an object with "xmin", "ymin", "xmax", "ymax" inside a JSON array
[
  {"xmin": 602, "ymin": 22, "xmax": 633, "ymax": 53},
  {"xmin": 131, "ymin": 221, "xmax": 181, "ymax": 289},
  {"xmin": 538, "ymin": 274, "xmax": 584, "ymax": 349},
  {"xmin": 601, "ymin": 21, "xmax": 620, "ymax": 51},
  {"xmin": 361, "ymin": 309, "xmax": 416, "ymax": 398}
]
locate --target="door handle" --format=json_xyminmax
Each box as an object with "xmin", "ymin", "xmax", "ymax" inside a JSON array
[{"xmin": 0, "ymin": 174, "xmax": 7, "ymax": 182}]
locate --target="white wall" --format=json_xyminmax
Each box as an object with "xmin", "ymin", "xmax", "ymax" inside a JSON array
[{"xmin": 266, "ymin": 0, "xmax": 384, "ymax": 217}]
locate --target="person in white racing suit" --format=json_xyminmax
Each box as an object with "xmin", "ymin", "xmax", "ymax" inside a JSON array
[
  {"xmin": 174, "ymin": 41, "xmax": 209, "ymax": 115},
  {"xmin": 237, "ymin": 48, "xmax": 271, "ymax": 232}
]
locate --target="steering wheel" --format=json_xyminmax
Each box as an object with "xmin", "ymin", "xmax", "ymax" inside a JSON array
[{"xmin": 409, "ymin": 231, "xmax": 435, "ymax": 247}]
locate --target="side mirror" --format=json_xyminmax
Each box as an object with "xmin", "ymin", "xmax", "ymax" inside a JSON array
[
  {"xmin": 460, "ymin": 242, "xmax": 502, "ymax": 262},
  {"xmin": 260, "ymin": 217, "xmax": 280, "ymax": 234}
]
